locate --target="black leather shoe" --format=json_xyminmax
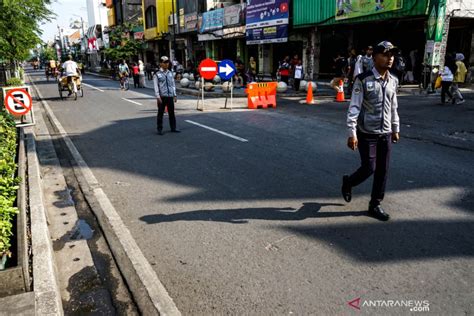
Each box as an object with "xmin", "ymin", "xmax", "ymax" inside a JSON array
[
  {"xmin": 157, "ymin": 130, "xmax": 163, "ymax": 135},
  {"xmin": 368, "ymin": 204, "xmax": 390, "ymax": 221},
  {"xmin": 341, "ymin": 175, "xmax": 352, "ymax": 203},
  {"xmin": 171, "ymin": 129, "xmax": 181, "ymax": 133}
]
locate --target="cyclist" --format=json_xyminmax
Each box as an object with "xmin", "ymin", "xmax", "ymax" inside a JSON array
[
  {"xmin": 62, "ymin": 55, "xmax": 80, "ymax": 96},
  {"xmin": 118, "ymin": 60, "xmax": 130, "ymax": 90}
]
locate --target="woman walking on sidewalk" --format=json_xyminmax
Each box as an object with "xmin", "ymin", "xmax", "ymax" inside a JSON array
[
  {"xmin": 452, "ymin": 53, "xmax": 467, "ymax": 104},
  {"xmin": 138, "ymin": 60, "xmax": 146, "ymax": 88},
  {"xmin": 440, "ymin": 58, "xmax": 455, "ymax": 105},
  {"xmin": 132, "ymin": 63, "xmax": 139, "ymax": 88}
]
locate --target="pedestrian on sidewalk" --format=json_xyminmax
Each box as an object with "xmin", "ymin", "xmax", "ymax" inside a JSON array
[
  {"xmin": 362, "ymin": 46, "xmax": 374, "ymax": 73},
  {"xmin": 138, "ymin": 60, "xmax": 146, "ymax": 88},
  {"xmin": 293, "ymin": 60, "xmax": 304, "ymax": 91},
  {"xmin": 342, "ymin": 41, "xmax": 400, "ymax": 221},
  {"xmin": 347, "ymin": 48, "xmax": 358, "ymax": 92},
  {"xmin": 330, "ymin": 52, "xmax": 347, "ymax": 93},
  {"xmin": 153, "ymin": 56, "xmax": 179, "ymax": 135},
  {"xmin": 145, "ymin": 62, "xmax": 153, "ymax": 80},
  {"xmin": 452, "ymin": 53, "xmax": 467, "ymax": 104},
  {"xmin": 440, "ymin": 57, "xmax": 455, "ymax": 104},
  {"xmin": 132, "ymin": 63, "xmax": 139, "ymax": 88},
  {"xmin": 278, "ymin": 56, "xmax": 291, "ymax": 85},
  {"xmin": 248, "ymin": 56, "xmax": 257, "ymax": 82}
]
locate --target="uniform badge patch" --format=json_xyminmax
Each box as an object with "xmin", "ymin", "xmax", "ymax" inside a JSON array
[
  {"xmin": 354, "ymin": 87, "xmax": 361, "ymax": 94},
  {"xmin": 366, "ymin": 81, "xmax": 375, "ymax": 91}
]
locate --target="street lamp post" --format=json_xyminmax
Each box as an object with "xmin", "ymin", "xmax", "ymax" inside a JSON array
[{"xmin": 171, "ymin": 0, "xmax": 177, "ymax": 62}]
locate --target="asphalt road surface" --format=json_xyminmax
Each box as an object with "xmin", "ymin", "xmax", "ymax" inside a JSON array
[{"xmin": 29, "ymin": 70, "xmax": 474, "ymax": 315}]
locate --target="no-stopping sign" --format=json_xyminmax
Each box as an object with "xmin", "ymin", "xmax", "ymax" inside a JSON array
[{"xmin": 4, "ymin": 88, "xmax": 32, "ymax": 116}]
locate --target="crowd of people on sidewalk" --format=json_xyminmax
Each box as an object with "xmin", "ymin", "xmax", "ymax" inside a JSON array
[
  {"xmin": 330, "ymin": 46, "xmax": 419, "ymax": 94},
  {"xmin": 329, "ymin": 45, "xmax": 469, "ymax": 105}
]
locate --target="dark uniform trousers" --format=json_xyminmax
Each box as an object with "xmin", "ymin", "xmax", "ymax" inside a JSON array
[
  {"xmin": 348, "ymin": 130, "xmax": 392, "ymax": 206},
  {"xmin": 157, "ymin": 97, "xmax": 176, "ymax": 131}
]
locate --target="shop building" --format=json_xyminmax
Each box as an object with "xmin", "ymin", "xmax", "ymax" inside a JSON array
[
  {"xmin": 141, "ymin": 0, "xmax": 174, "ymax": 64},
  {"xmin": 293, "ymin": 0, "xmax": 474, "ymax": 83}
]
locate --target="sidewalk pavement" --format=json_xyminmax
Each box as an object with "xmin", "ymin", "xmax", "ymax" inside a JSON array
[
  {"xmin": 86, "ymin": 70, "xmax": 474, "ymax": 99},
  {"xmin": 85, "ymin": 71, "xmax": 335, "ymax": 98}
]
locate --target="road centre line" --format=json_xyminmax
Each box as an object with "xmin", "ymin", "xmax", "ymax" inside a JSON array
[
  {"xmin": 185, "ymin": 120, "xmax": 249, "ymax": 143},
  {"xmin": 121, "ymin": 98, "xmax": 142, "ymax": 105},
  {"xmin": 82, "ymin": 83, "xmax": 105, "ymax": 92}
]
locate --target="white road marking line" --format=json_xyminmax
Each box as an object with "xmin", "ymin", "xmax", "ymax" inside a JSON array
[
  {"xmin": 185, "ymin": 120, "xmax": 248, "ymax": 143},
  {"xmin": 82, "ymin": 83, "xmax": 105, "ymax": 92},
  {"xmin": 121, "ymin": 98, "xmax": 142, "ymax": 105}
]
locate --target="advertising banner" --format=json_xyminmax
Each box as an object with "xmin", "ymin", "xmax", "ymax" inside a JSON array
[
  {"xmin": 335, "ymin": 0, "xmax": 403, "ymax": 20},
  {"xmin": 424, "ymin": 0, "xmax": 447, "ymax": 66},
  {"xmin": 224, "ymin": 3, "xmax": 244, "ymax": 26},
  {"xmin": 200, "ymin": 8, "xmax": 224, "ymax": 33},
  {"xmin": 183, "ymin": 13, "xmax": 198, "ymax": 32},
  {"xmin": 245, "ymin": 0, "xmax": 289, "ymax": 30},
  {"xmin": 246, "ymin": 25, "xmax": 288, "ymax": 45}
]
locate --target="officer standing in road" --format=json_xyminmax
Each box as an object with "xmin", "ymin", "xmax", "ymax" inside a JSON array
[
  {"xmin": 153, "ymin": 56, "xmax": 180, "ymax": 135},
  {"xmin": 341, "ymin": 41, "xmax": 400, "ymax": 221}
]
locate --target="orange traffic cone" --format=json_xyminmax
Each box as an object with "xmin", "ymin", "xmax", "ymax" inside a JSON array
[
  {"xmin": 306, "ymin": 82, "xmax": 315, "ymax": 104},
  {"xmin": 336, "ymin": 80, "xmax": 345, "ymax": 102}
]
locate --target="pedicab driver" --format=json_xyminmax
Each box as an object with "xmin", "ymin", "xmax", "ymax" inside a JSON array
[{"xmin": 62, "ymin": 55, "xmax": 80, "ymax": 95}]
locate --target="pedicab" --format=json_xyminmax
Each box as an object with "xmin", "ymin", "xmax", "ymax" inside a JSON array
[{"xmin": 58, "ymin": 74, "xmax": 84, "ymax": 100}]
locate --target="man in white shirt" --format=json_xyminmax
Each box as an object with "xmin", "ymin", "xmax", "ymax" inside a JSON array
[{"xmin": 62, "ymin": 55, "xmax": 79, "ymax": 95}]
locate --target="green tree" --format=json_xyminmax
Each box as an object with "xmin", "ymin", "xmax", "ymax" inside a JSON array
[
  {"xmin": 40, "ymin": 45, "xmax": 57, "ymax": 62},
  {"xmin": 104, "ymin": 23, "xmax": 145, "ymax": 62},
  {"xmin": 0, "ymin": 0, "xmax": 53, "ymax": 74}
]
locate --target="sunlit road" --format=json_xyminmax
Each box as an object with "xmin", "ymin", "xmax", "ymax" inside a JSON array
[{"xmin": 29, "ymin": 69, "xmax": 473, "ymax": 315}]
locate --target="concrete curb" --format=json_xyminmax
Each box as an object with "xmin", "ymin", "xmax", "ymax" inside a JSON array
[
  {"xmin": 29, "ymin": 76, "xmax": 181, "ymax": 315},
  {"xmin": 25, "ymin": 126, "xmax": 64, "ymax": 315}
]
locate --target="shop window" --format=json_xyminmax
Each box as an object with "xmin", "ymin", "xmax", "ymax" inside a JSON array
[{"xmin": 145, "ymin": 6, "xmax": 157, "ymax": 29}]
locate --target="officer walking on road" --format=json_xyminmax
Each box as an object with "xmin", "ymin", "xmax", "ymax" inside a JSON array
[
  {"xmin": 341, "ymin": 41, "xmax": 400, "ymax": 221},
  {"xmin": 153, "ymin": 56, "xmax": 180, "ymax": 135}
]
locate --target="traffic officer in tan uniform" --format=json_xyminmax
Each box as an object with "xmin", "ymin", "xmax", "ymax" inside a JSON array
[{"xmin": 341, "ymin": 41, "xmax": 400, "ymax": 221}]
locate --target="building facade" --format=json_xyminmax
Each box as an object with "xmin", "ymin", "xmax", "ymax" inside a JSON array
[
  {"xmin": 141, "ymin": 0, "xmax": 174, "ymax": 65},
  {"xmin": 86, "ymin": 0, "xmax": 110, "ymax": 69},
  {"xmin": 293, "ymin": 0, "xmax": 474, "ymax": 83}
]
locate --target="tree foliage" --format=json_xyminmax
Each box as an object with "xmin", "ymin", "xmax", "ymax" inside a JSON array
[
  {"xmin": 104, "ymin": 23, "xmax": 145, "ymax": 62},
  {"xmin": 0, "ymin": 0, "xmax": 53, "ymax": 62},
  {"xmin": 40, "ymin": 45, "xmax": 57, "ymax": 62}
]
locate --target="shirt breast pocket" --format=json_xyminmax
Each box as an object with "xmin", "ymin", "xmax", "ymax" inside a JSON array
[{"xmin": 365, "ymin": 89, "xmax": 380, "ymax": 106}]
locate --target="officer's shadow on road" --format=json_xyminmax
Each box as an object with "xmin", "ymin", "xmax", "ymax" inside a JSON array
[{"xmin": 139, "ymin": 202, "xmax": 366, "ymax": 224}]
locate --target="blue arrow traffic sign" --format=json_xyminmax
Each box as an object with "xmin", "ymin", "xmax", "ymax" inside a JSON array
[{"xmin": 218, "ymin": 59, "xmax": 236, "ymax": 81}]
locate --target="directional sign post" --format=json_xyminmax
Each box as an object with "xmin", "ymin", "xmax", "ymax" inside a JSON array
[
  {"xmin": 198, "ymin": 58, "xmax": 218, "ymax": 80},
  {"xmin": 4, "ymin": 88, "xmax": 33, "ymax": 116},
  {"xmin": 218, "ymin": 60, "xmax": 236, "ymax": 81},
  {"xmin": 196, "ymin": 58, "xmax": 235, "ymax": 112}
]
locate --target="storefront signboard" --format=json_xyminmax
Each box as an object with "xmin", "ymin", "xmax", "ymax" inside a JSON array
[
  {"xmin": 245, "ymin": 0, "xmax": 289, "ymax": 29},
  {"xmin": 335, "ymin": 0, "xmax": 403, "ymax": 20},
  {"xmin": 200, "ymin": 8, "xmax": 224, "ymax": 33},
  {"xmin": 246, "ymin": 25, "xmax": 288, "ymax": 45},
  {"xmin": 224, "ymin": 3, "xmax": 244, "ymax": 26}
]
